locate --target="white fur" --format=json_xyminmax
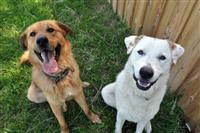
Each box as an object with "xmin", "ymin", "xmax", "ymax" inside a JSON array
[
  {"xmin": 101, "ymin": 35, "xmax": 184, "ymax": 133},
  {"xmin": 172, "ymin": 44, "xmax": 184, "ymax": 64}
]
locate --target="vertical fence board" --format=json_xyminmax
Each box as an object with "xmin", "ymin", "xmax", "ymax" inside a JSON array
[
  {"xmin": 170, "ymin": 0, "xmax": 196, "ymax": 42},
  {"xmin": 117, "ymin": 0, "xmax": 126, "ymax": 19},
  {"xmin": 178, "ymin": 59, "xmax": 200, "ymax": 131},
  {"xmin": 131, "ymin": 0, "xmax": 148, "ymax": 34},
  {"xmin": 124, "ymin": 0, "xmax": 135, "ymax": 27},
  {"xmin": 142, "ymin": 0, "xmax": 166, "ymax": 36},
  {"xmin": 155, "ymin": 0, "xmax": 179, "ymax": 38},
  {"xmin": 169, "ymin": 1, "xmax": 200, "ymax": 91},
  {"xmin": 112, "ymin": 0, "xmax": 118, "ymax": 13},
  {"xmin": 159, "ymin": 0, "xmax": 196, "ymax": 41}
]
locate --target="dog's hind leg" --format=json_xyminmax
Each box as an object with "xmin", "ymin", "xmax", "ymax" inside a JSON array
[
  {"xmin": 27, "ymin": 82, "xmax": 47, "ymax": 103},
  {"xmin": 101, "ymin": 83, "xmax": 116, "ymax": 108}
]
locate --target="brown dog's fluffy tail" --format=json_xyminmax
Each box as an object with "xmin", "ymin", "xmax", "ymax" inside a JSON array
[{"xmin": 20, "ymin": 51, "xmax": 29, "ymax": 64}]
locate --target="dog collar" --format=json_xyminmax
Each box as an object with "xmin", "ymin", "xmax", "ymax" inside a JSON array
[{"xmin": 44, "ymin": 67, "xmax": 74, "ymax": 83}]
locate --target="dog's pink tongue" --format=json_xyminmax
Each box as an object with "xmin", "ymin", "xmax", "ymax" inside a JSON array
[{"xmin": 41, "ymin": 52, "xmax": 58, "ymax": 74}]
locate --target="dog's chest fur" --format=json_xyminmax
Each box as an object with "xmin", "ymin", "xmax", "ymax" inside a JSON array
[
  {"xmin": 115, "ymin": 70, "xmax": 167, "ymax": 122},
  {"xmin": 32, "ymin": 66, "xmax": 81, "ymax": 103}
]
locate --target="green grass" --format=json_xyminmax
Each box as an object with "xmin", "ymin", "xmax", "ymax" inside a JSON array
[{"xmin": 0, "ymin": 0, "xmax": 186, "ymax": 132}]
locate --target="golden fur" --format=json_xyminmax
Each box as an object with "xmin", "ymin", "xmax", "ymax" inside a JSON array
[{"xmin": 19, "ymin": 20, "xmax": 101, "ymax": 133}]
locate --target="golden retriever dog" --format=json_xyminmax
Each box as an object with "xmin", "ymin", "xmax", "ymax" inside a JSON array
[{"xmin": 19, "ymin": 20, "xmax": 101, "ymax": 133}]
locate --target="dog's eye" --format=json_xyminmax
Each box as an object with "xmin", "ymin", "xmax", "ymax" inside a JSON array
[
  {"xmin": 30, "ymin": 32, "xmax": 36, "ymax": 37},
  {"xmin": 47, "ymin": 28, "xmax": 54, "ymax": 33},
  {"xmin": 158, "ymin": 55, "xmax": 166, "ymax": 60},
  {"xmin": 137, "ymin": 50, "xmax": 145, "ymax": 55}
]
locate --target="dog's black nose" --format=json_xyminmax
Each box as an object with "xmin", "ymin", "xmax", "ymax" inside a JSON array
[
  {"xmin": 139, "ymin": 66, "xmax": 154, "ymax": 80},
  {"xmin": 36, "ymin": 36, "xmax": 49, "ymax": 49}
]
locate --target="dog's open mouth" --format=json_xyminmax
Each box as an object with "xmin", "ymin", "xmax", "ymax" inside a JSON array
[
  {"xmin": 133, "ymin": 75, "xmax": 158, "ymax": 91},
  {"xmin": 34, "ymin": 44, "xmax": 61, "ymax": 75}
]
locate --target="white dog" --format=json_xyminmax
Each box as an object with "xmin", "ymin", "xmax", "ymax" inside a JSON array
[{"xmin": 101, "ymin": 35, "xmax": 184, "ymax": 133}]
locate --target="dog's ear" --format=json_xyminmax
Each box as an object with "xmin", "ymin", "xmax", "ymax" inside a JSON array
[
  {"xmin": 56, "ymin": 21, "xmax": 74, "ymax": 37},
  {"xmin": 169, "ymin": 42, "xmax": 185, "ymax": 64},
  {"xmin": 19, "ymin": 32, "xmax": 28, "ymax": 50},
  {"xmin": 124, "ymin": 35, "xmax": 143, "ymax": 54}
]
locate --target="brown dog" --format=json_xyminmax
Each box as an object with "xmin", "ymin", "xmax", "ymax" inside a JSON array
[{"xmin": 19, "ymin": 20, "xmax": 101, "ymax": 133}]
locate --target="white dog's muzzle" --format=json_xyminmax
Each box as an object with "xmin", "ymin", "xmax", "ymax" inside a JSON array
[
  {"xmin": 133, "ymin": 74, "xmax": 158, "ymax": 91},
  {"xmin": 133, "ymin": 66, "xmax": 159, "ymax": 91}
]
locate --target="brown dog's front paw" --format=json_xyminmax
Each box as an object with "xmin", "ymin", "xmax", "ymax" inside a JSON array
[
  {"xmin": 61, "ymin": 126, "xmax": 69, "ymax": 133},
  {"xmin": 89, "ymin": 113, "xmax": 102, "ymax": 124},
  {"xmin": 61, "ymin": 130, "xmax": 69, "ymax": 133}
]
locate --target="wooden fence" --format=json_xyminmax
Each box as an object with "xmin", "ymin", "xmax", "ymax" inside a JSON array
[{"xmin": 109, "ymin": 0, "xmax": 200, "ymax": 131}]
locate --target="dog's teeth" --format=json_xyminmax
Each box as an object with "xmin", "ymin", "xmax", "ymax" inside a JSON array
[
  {"xmin": 138, "ymin": 80, "xmax": 150, "ymax": 87},
  {"xmin": 53, "ymin": 50, "xmax": 56, "ymax": 56}
]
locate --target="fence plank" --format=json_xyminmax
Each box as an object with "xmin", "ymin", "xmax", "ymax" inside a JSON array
[
  {"xmin": 170, "ymin": 0, "xmax": 196, "ymax": 42},
  {"xmin": 117, "ymin": 0, "xmax": 126, "ymax": 19},
  {"xmin": 124, "ymin": 0, "xmax": 136, "ymax": 27},
  {"xmin": 155, "ymin": 0, "xmax": 179, "ymax": 38},
  {"xmin": 178, "ymin": 59, "xmax": 200, "ymax": 131},
  {"xmin": 160, "ymin": 0, "xmax": 196, "ymax": 41},
  {"xmin": 112, "ymin": 0, "xmax": 118, "ymax": 13},
  {"xmin": 168, "ymin": 0, "xmax": 200, "ymax": 91},
  {"xmin": 131, "ymin": 0, "xmax": 148, "ymax": 34},
  {"xmin": 142, "ymin": 0, "xmax": 166, "ymax": 36}
]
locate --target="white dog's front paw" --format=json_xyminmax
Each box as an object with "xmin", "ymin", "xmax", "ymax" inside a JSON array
[{"xmin": 115, "ymin": 129, "xmax": 122, "ymax": 133}]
